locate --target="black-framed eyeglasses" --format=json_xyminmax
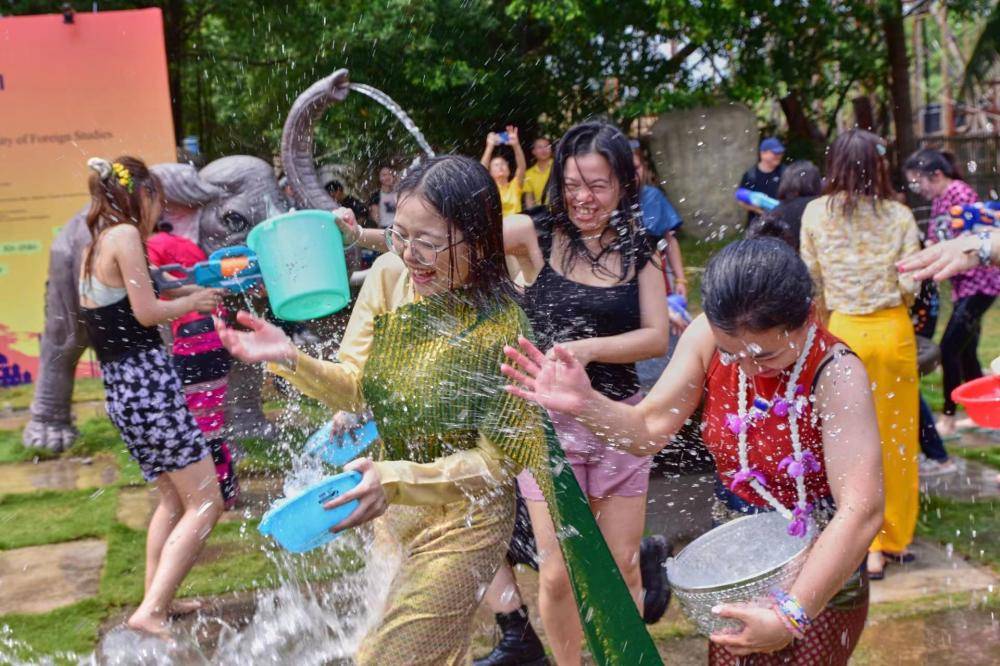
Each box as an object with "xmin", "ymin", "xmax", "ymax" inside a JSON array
[{"xmin": 384, "ymin": 226, "xmax": 465, "ymax": 267}]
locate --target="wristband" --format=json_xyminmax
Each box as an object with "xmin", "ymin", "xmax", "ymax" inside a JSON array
[
  {"xmin": 977, "ymin": 231, "xmax": 993, "ymax": 267},
  {"xmin": 771, "ymin": 604, "xmax": 805, "ymax": 640},
  {"xmin": 770, "ymin": 590, "xmax": 811, "ymax": 638}
]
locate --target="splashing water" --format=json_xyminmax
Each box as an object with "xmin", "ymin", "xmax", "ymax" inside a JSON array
[{"xmin": 347, "ymin": 83, "xmax": 435, "ymax": 158}]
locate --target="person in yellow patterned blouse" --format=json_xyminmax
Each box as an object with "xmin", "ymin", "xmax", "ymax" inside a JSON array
[
  {"xmin": 215, "ymin": 155, "xmax": 660, "ymax": 665},
  {"xmin": 799, "ymin": 129, "xmax": 921, "ymax": 581}
]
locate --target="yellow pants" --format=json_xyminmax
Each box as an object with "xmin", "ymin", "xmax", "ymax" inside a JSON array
[
  {"xmin": 829, "ymin": 305, "xmax": 919, "ymax": 553},
  {"xmin": 356, "ymin": 484, "xmax": 515, "ymax": 665}
]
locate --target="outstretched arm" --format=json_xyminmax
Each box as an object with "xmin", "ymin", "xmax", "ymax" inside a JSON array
[
  {"xmin": 897, "ymin": 231, "xmax": 997, "ymax": 281},
  {"xmin": 503, "ymin": 314, "xmax": 715, "ymax": 455}
]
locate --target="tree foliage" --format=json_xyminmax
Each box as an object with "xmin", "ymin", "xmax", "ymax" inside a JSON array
[{"xmin": 6, "ymin": 0, "xmax": 995, "ymax": 185}]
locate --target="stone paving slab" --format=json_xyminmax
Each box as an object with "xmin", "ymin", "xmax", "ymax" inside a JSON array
[
  {"xmin": 0, "ymin": 457, "xmax": 118, "ymax": 495},
  {"xmin": 116, "ymin": 476, "xmax": 282, "ymax": 531},
  {"xmin": 869, "ymin": 539, "xmax": 998, "ymax": 605},
  {"xmin": 0, "ymin": 539, "xmax": 106, "ymax": 615},
  {"xmin": 920, "ymin": 457, "xmax": 1000, "ymax": 500}
]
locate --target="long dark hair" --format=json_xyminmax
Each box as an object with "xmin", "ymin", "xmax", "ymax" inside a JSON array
[
  {"xmin": 545, "ymin": 120, "xmax": 652, "ymax": 282},
  {"xmin": 702, "ymin": 238, "xmax": 813, "ymax": 334},
  {"xmin": 903, "ymin": 148, "xmax": 962, "ymax": 180},
  {"xmin": 777, "ymin": 160, "xmax": 821, "ymax": 200},
  {"xmin": 84, "ymin": 155, "xmax": 162, "ymax": 280},
  {"xmin": 823, "ymin": 129, "xmax": 894, "ymax": 218},
  {"xmin": 396, "ymin": 155, "xmax": 515, "ymax": 303}
]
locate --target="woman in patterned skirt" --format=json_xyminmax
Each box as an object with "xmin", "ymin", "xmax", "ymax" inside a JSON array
[{"xmin": 79, "ymin": 156, "xmax": 226, "ymax": 637}]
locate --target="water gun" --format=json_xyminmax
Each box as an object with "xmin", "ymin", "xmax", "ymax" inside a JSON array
[
  {"xmin": 151, "ymin": 245, "xmax": 262, "ymax": 293},
  {"xmin": 668, "ymin": 294, "xmax": 692, "ymax": 323},
  {"xmin": 735, "ymin": 188, "xmax": 779, "ymax": 212},
  {"xmin": 949, "ymin": 202, "xmax": 1000, "ymax": 232}
]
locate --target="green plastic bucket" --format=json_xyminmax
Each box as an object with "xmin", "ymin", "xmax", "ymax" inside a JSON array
[{"xmin": 247, "ymin": 210, "xmax": 350, "ymax": 321}]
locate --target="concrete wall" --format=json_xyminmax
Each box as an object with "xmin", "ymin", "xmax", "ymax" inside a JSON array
[{"xmin": 648, "ymin": 103, "xmax": 759, "ymax": 239}]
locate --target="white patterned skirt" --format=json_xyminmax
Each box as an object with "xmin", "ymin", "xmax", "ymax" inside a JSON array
[{"xmin": 101, "ymin": 347, "xmax": 211, "ymax": 481}]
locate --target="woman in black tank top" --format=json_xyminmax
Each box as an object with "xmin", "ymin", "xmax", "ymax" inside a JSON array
[
  {"xmin": 78, "ymin": 155, "xmax": 225, "ymax": 639},
  {"xmin": 479, "ymin": 121, "xmax": 670, "ymax": 666}
]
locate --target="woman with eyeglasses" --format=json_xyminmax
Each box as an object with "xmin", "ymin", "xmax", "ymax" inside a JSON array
[
  {"xmin": 214, "ymin": 155, "xmax": 658, "ymax": 665},
  {"xmin": 799, "ymin": 128, "xmax": 922, "ymax": 580}
]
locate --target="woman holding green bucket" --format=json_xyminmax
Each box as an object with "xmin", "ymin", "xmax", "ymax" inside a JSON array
[{"xmin": 215, "ymin": 155, "xmax": 660, "ymax": 665}]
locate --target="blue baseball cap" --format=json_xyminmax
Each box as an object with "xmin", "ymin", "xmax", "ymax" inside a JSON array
[{"xmin": 760, "ymin": 137, "xmax": 785, "ymax": 154}]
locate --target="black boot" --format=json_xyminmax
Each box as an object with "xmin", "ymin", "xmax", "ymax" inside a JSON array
[
  {"xmin": 473, "ymin": 605, "xmax": 549, "ymax": 666},
  {"xmin": 641, "ymin": 534, "xmax": 673, "ymax": 624}
]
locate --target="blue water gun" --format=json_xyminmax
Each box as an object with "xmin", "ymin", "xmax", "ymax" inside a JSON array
[
  {"xmin": 151, "ymin": 245, "xmax": 262, "ymax": 293},
  {"xmin": 735, "ymin": 188, "xmax": 779, "ymax": 212},
  {"xmin": 668, "ymin": 294, "xmax": 692, "ymax": 323},
  {"xmin": 949, "ymin": 202, "xmax": 1000, "ymax": 232}
]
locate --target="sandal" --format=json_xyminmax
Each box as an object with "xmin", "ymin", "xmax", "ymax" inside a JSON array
[{"xmin": 883, "ymin": 551, "xmax": 916, "ymax": 564}]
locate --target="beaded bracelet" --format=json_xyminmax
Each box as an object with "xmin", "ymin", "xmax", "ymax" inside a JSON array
[
  {"xmin": 770, "ymin": 590, "xmax": 811, "ymax": 638},
  {"xmin": 771, "ymin": 604, "xmax": 804, "ymax": 640}
]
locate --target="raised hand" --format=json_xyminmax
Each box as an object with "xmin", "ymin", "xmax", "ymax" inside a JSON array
[
  {"xmin": 505, "ymin": 125, "xmax": 520, "ymax": 145},
  {"xmin": 213, "ymin": 310, "xmax": 296, "ymax": 364},
  {"xmin": 333, "ymin": 206, "xmax": 361, "ymax": 246},
  {"xmin": 501, "ymin": 336, "xmax": 594, "ymax": 415}
]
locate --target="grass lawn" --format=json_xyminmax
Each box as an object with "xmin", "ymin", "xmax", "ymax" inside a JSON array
[
  {"xmin": 917, "ymin": 494, "xmax": 1000, "ymax": 571},
  {"xmin": 0, "ymin": 377, "xmax": 105, "ymax": 412},
  {"xmin": 0, "ymin": 412, "xmax": 351, "ymax": 662},
  {"xmin": 954, "ymin": 446, "xmax": 1000, "ymax": 470}
]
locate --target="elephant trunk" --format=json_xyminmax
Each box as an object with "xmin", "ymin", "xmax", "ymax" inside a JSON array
[{"xmin": 280, "ymin": 68, "xmax": 350, "ymax": 212}]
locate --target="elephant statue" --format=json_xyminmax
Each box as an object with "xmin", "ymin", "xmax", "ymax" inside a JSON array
[{"xmin": 24, "ymin": 68, "xmax": 360, "ymax": 451}]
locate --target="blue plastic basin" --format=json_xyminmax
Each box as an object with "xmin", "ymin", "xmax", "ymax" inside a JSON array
[
  {"xmin": 257, "ymin": 470, "xmax": 362, "ymax": 553},
  {"xmin": 304, "ymin": 419, "xmax": 379, "ymax": 467}
]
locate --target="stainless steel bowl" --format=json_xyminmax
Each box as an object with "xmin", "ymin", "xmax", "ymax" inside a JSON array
[{"xmin": 666, "ymin": 512, "xmax": 814, "ymax": 635}]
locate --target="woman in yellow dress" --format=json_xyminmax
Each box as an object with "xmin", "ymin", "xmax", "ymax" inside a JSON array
[
  {"xmin": 216, "ymin": 155, "xmax": 658, "ymax": 665},
  {"xmin": 799, "ymin": 129, "xmax": 921, "ymax": 579},
  {"xmin": 481, "ymin": 125, "xmax": 527, "ymax": 217}
]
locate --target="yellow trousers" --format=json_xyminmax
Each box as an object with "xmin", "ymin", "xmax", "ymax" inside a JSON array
[{"xmin": 829, "ymin": 305, "xmax": 919, "ymax": 553}]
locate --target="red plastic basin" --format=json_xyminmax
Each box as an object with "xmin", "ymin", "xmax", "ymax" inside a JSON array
[{"xmin": 951, "ymin": 376, "xmax": 1000, "ymax": 428}]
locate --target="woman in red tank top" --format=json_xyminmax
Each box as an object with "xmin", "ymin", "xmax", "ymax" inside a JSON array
[{"xmin": 503, "ymin": 238, "xmax": 884, "ymax": 664}]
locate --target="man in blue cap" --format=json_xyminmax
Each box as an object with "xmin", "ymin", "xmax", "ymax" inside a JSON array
[{"xmin": 738, "ymin": 136, "xmax": 786, "ymax": 224}]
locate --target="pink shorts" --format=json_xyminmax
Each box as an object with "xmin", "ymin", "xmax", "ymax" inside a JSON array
[{"xmin": 518, "ymin": 393, "xmax": 651, "ymax": 500}]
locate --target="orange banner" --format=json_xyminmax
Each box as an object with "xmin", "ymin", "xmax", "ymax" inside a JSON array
[{"xmin": 0, "ymin": 9, "xmax": 175, "ymax": 385}]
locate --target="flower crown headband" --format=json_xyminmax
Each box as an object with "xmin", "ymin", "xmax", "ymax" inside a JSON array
[{"xmin": 87, "ymin": 157, "xmax": 135, "ymax": 193}]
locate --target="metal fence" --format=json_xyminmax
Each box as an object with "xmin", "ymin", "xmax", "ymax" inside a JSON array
[{"xmin": 917, "ymin": 134, "xmax": 1000, "ymax": 200}]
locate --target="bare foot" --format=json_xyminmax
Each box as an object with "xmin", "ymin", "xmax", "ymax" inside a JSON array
[
  {"xmin": 936, "ymin": 415, "xmax": 956, "ymax": 437},
  {"xmin": 127, "ymin": 608, "xmax": 171, "ymax": 641},
  {"xmin": 170, "ymin": 599, "xmax": 203, "ymax": 617}
]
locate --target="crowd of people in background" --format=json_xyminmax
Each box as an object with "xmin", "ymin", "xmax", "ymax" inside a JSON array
[{"xmin": 73, "ymin": 115, "xmax": 999, "ymax": 664}]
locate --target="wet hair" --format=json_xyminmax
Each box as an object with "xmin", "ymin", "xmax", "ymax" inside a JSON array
[
  {"xmin": 823, "ymin": 129, "xmax": 894, "ymax": 218},
  {"xmin": 396, "ymin": 155, "xmax": 514, "ymax": 302},
  {"xmin": 746, "ymin": 211, "xmax": 798, "ymax": 250},
  {"xmin": 701, "ymin": 238, "xmax": 813, "ymax": 334},
  {"xmin": 84, "ymin": 155, "xmax": 162, "ymax": 280},
  {"xmin": 777, "ymin": 160, "xmax": 822, "ymax": 200},
  {"xmin": 325, "ymin": 179, "xmax": 344, "ymax": 193},
  {"xmin": 545, "ymin": 120, "xmax": 652, "ymax": 281},
  {"xmin": 903, "ymin": 148, "xmax": 962, "ymax": 180},
  {"xmin": 156, "ymin": 221, "xmax": 174, "ymax": 234}
]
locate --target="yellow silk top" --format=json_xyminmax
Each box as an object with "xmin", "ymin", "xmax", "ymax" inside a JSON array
[{"xmin": 269, "ymin": 252, "xmax": 515, "ymax": 506}]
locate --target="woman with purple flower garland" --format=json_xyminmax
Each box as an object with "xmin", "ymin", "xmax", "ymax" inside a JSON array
[{"xmin": 501, "ymin": 237, "xmax": 884, "ymax": 664}]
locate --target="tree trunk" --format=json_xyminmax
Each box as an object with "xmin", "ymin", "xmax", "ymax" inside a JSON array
[
  {"xmin": 881, "ymin": 1, "xmax": 916, "ymax": 160},
  {"xmin": 162, "ymin": 0, "xmax": 186, "ymax": 145},
  {"xmin": 779, "ymin": 92, "xmax": 825, "ymax": 161},
  {"xmin": 852, "ymin": 96, "xmax": 875, "ymax": 131}
]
